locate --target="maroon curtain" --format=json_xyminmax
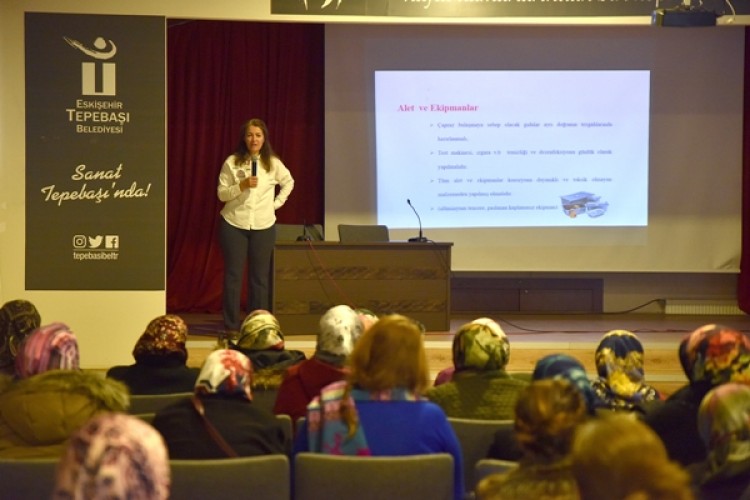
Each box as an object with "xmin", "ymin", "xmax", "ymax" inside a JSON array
[
  {"xmin": 740, "ymin": 27, "xmax": 750, "ymax": 313},
  {"xmin": 166, "ymin": 21, "xmax": 324, "ymax": 313}
]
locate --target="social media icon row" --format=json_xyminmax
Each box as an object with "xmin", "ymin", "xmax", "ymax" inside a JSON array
[{"xmin": 72, "ymin": 234, "xmax": 120, "ymax": 249}]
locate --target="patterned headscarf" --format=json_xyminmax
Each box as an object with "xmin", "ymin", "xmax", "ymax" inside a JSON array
[
  {"xmin": 591, "ymin": 330, "xmax": 660, "ymax": 411},
  {"xmin": 679, "ymin": 324, "xmax": 750, "ymax": 387},
  {"xmin": 132, "ymin": 314, "xmax": 189, "ymax": 364},
  {"xmin": 317, "ymin": 305, "xmax": 364, "ymax": 359},
  {"xmin": 195, "ymin": 349, "xmax": 254, "ymax": 401},
  {"xmin": 54, "ymin": 412, "xmax": 170, "ymax": 500},
  {"xmin": 594, "ymin": 330, "xmax": 654, "ymax": 398},
  {"xmin": 14, "ymin": 322, "xmax": 79, "ymax": 378},
  {"xmin": 533, "ymin": 354, "xmax": 599, "ymax": 413},
  {"xmin": 697, "ymin": 383, "xmax": 750, "ymax": 482},
  {"xmin": 237, "ymin": 310, "xmax": 284, "ymax": 351},
  {"xmin": 0, "ymin": 299, "xmax": 41, "ymax": 371},
  {"xmin": 452, "ymin": 319, "xmax": 510, "ymax": 371}
]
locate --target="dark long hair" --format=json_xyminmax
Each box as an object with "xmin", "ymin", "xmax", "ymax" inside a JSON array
[{"xmin": 232, "ymin": 118, "xmax": 277, "ymax": 172}]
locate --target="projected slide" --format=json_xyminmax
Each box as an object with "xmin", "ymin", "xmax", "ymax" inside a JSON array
[{"xmin": 374, "ymin": 70, "xmax": 650, "ymax": 228}]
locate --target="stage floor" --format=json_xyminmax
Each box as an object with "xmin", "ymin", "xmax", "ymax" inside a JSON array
[{"xmin": 181, "ymin": 312, "xmax": 750, "ymax": 395}]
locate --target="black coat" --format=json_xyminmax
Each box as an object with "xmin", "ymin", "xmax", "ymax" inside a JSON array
[{"xmin": 151, "ymin": 395, "xmax": 289, "ymax": 459}]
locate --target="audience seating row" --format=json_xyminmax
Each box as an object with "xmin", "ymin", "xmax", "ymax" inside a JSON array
[
  {"xmin": 127, "ymin": 393, "xmax": 515, "ymax": 498},
  {"xmin": 0, "ymin": 453, "xmax": 459, "ymax": 500}
]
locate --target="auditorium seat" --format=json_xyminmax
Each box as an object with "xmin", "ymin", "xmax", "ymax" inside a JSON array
[
  {"xmin": 0, "ymin": 457, "xmax": 58, "ymax": 498},
  {"xmin": 127, "ymin": 392, "xmax": 192, "ymax": 414},
  {"xmin": 170, "ymin": 454, "xmax": 289, "ymax": 500},
  {"xmin": 447, "ymin": 417, "xmax": 514, "ymax": 495},
  {"xmin": 294, "ymin": 452, "xmax": 453, "ymax": 500}
]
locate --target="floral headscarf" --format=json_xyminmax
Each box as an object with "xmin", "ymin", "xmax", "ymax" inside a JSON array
[
  {"xmin": 679, "ymin": 324, "xmax": 750, "ymax": 387},
  {"xmin": 316, "ymin": 305, "xmax": 364, "ymax": 361},
  {"xmin": 452, "ymin": 319, "xmax": 510, "ymax": 372},
  {"xmin": 0, "ymin": 299, "xmax": 41, "ymax": 372},
  {"xmin": 195, "ymin": 349, "xmax": 254, "ymax": 401},
  {"xmin": 697, "ymin": 383, "xmax": 750, "ymax": 483},
  {"xmin": 53, "ymin": 413, "xmax": 170, "ymax": 500},
  {"xmin": 533, "ymin": 354, "xmax": 599, "ymax": 413},
  {"xmin": 237, "ymin": 310, "xmax": 284, "ymax": 351},
  {"xmin": 132, "ymin": 314, "xmax": 188, "ymax": 364},
  {"xmin": 591, "ymin": 330, "xmax": 660, "ymax": 408},
  {"xmin": 14, "ymin": 322, "xmax": 79, "ymax": 378}
]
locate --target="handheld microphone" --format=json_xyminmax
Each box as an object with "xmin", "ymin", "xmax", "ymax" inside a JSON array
[
  {"xmin": 407, "ymin": 199, "xmax": 429, "ymax": 243},
  {"xmin": 251, "ymin": 155, "xmax": 259, "ymax": 177}
]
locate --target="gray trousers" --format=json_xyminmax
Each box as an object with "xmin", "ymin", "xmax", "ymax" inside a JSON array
[{"xmin": 219, "ymin": 218, "xmax": 276, "ymax": 331}]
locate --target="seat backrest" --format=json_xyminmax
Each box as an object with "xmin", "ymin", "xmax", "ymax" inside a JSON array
[
  {"xmin": 337, "ymin": 224, "xmax": 389, "ymax": 243},
  {"xmin": 294, "ymin": 452, "xmax": 453, "ymax": 500},
  {"xmin": 0, "ymin": 457, "xmax": 59, "ymax": 498},
  {"xmin": 474, "ymin": 458, "xmax": 519, "ymax": 487},
  {"xmin": 276, "ymin": 414, "xmax": 293, "ymax": 455},
  {"xmin": 447, "ymin": 417, "xmax": 514, "ymax": 495},
  {"xmin": 127, "ymin": 392, "xmax": 192, "ymax": 414},
  {"xmin": 170, "ymin": 454, "xmax": 289, "ymax": 500}
]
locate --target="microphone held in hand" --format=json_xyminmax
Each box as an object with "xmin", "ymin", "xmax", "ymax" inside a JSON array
[
  {"xmin": 407, "ymin": 199, "xmax": 429, "ymax": 243},
  {"xmin": 251, "ymin": 155, "xmax": 259, "ymax": 177}
]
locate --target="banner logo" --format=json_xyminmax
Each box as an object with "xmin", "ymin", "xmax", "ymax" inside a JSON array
[
  {"xmin": 64, "ymin": 35, "xmax": 128, "ymax": 134},
  {"xmin": 64, "ymin": 36, "xmax": 118, "ymax": 96}
]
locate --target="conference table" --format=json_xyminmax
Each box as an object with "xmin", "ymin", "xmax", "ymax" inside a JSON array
[{"xmin": 272, "ymin": 241, "xmax": 452, "ymax": 334}]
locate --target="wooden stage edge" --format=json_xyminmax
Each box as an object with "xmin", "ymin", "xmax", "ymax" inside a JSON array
[{"xmin": 182, "ymin": 312, "xmax": 750, "ymax": 397}]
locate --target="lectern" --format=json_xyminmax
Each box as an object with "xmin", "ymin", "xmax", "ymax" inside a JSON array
[{"xmin": 272, "ymin": 241, "xmax": 452, "ymax": 334}]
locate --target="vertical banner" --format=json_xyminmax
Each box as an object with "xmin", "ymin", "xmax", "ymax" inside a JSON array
[{"xmin": 25, "ymin": 14, "xmax": 165, "ymax": 290}]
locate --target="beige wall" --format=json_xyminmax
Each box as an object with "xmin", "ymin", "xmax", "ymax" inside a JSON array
[{"xmin": 1, "ymin": 1, "xmax": 746, "ymax": 368}]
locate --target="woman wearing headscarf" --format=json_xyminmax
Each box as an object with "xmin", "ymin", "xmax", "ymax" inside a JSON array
[
  {"xmin": 151, "ymin": 348, "xmax": 288, "ymax": 458},
  {"xmin": 0, "ymin": 323, "xmax": 129, "ymax": 458},
  {"xmin": 426, "ymin": 319, "xmax": 528, "ymax": 420},
  {"xmin": 106, "ymin": 314, "xmax": 200, "ymax": 394},
  {"xmin": 294, "ymin": 314, "xmax": 464, "ymax": 500},
  {"xmin": 53, "ymin": 412, "xmax": 170, "ymax": 500},
  {"xmin": 230, "ymin": 309, "xmax": 305, "ymax": 390},
  {"xmin": 0, "ymin": 299, "xmax": 41, "ymax": 375},
  {"xmin": 590, "ymin": 329, "xmax": 662, "ymax": 412},
  {"xmin": 571, "ymin": 414, "xmax": 693, "ymax": 500},
  {"xmin": 487, "ymin": 353, "xmax": 601, "ymax": 462},
  {"xmin": 477, "ymin": 379, "xmax": 587, "ymax": 500},
  {"xmin": 687, "ymin": 383, "xmax": 750, "ymax": 499},
  {"xmin": 643, "ymin": 323, "xmax": 750, "ymax": 466},
  {"xmin": 274, "ymin": 305, "xmax": 365, "ymax": 422}
]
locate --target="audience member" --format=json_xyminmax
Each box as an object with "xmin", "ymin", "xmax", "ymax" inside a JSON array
[
  {"xmin": 355, "ymin": 307, "xmax": 379, "ymax": 332},
  {"xmin": 487, "ymin": 353, "xmax": 600, "ymax": 461},
  {"xmin": 476, "ymin": 378, "xmax": 586, "ymax": 500},
  {"xmin": 274, "ymin": 304, "xmax": 364, "ymax": 422},
  {"xmin": 0, "ymin": 299, "xmax": 41, "ymax": 375},
  {"xmin": 571, "ymin": 414, "xmax": 693, "ymax": 500},
  {"xmin": 230, "ymin": 309, "xmax": 305, "ymax": 390},
  {"xmin": 53, "ymin": 412, "xmax": 170, "ymax": 500},
  {"xmin": 432, "ymin": 317, "xmax": 504, "ymax": 386},
  {"xmin": 590, "ymin": 329, "xmax": 662, "ymax": 412},
  {"xmin": 643, "ymin": 324, "xmax": 750, "ymax": 466},
  {"xmin": 151, "ymin": 348, "xmax": 288, "ymax": 458},
  {"xmin": 106, "ymin": 314, "xmax": 200, "ymax": 394},
  {"xmin": 0, "ymin": 323, "xmax": 129, "ymax": 458},
  {"xmin": 426, "ymin": 319, "xmax": 527, "ymax": 419},
  {"xmin": 688, "ymin": 383, "xmax": 750, "ymax": 499},
  {"xmin": 294, "ymin": 314, "xmax": 465, "ymax": 500}
]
